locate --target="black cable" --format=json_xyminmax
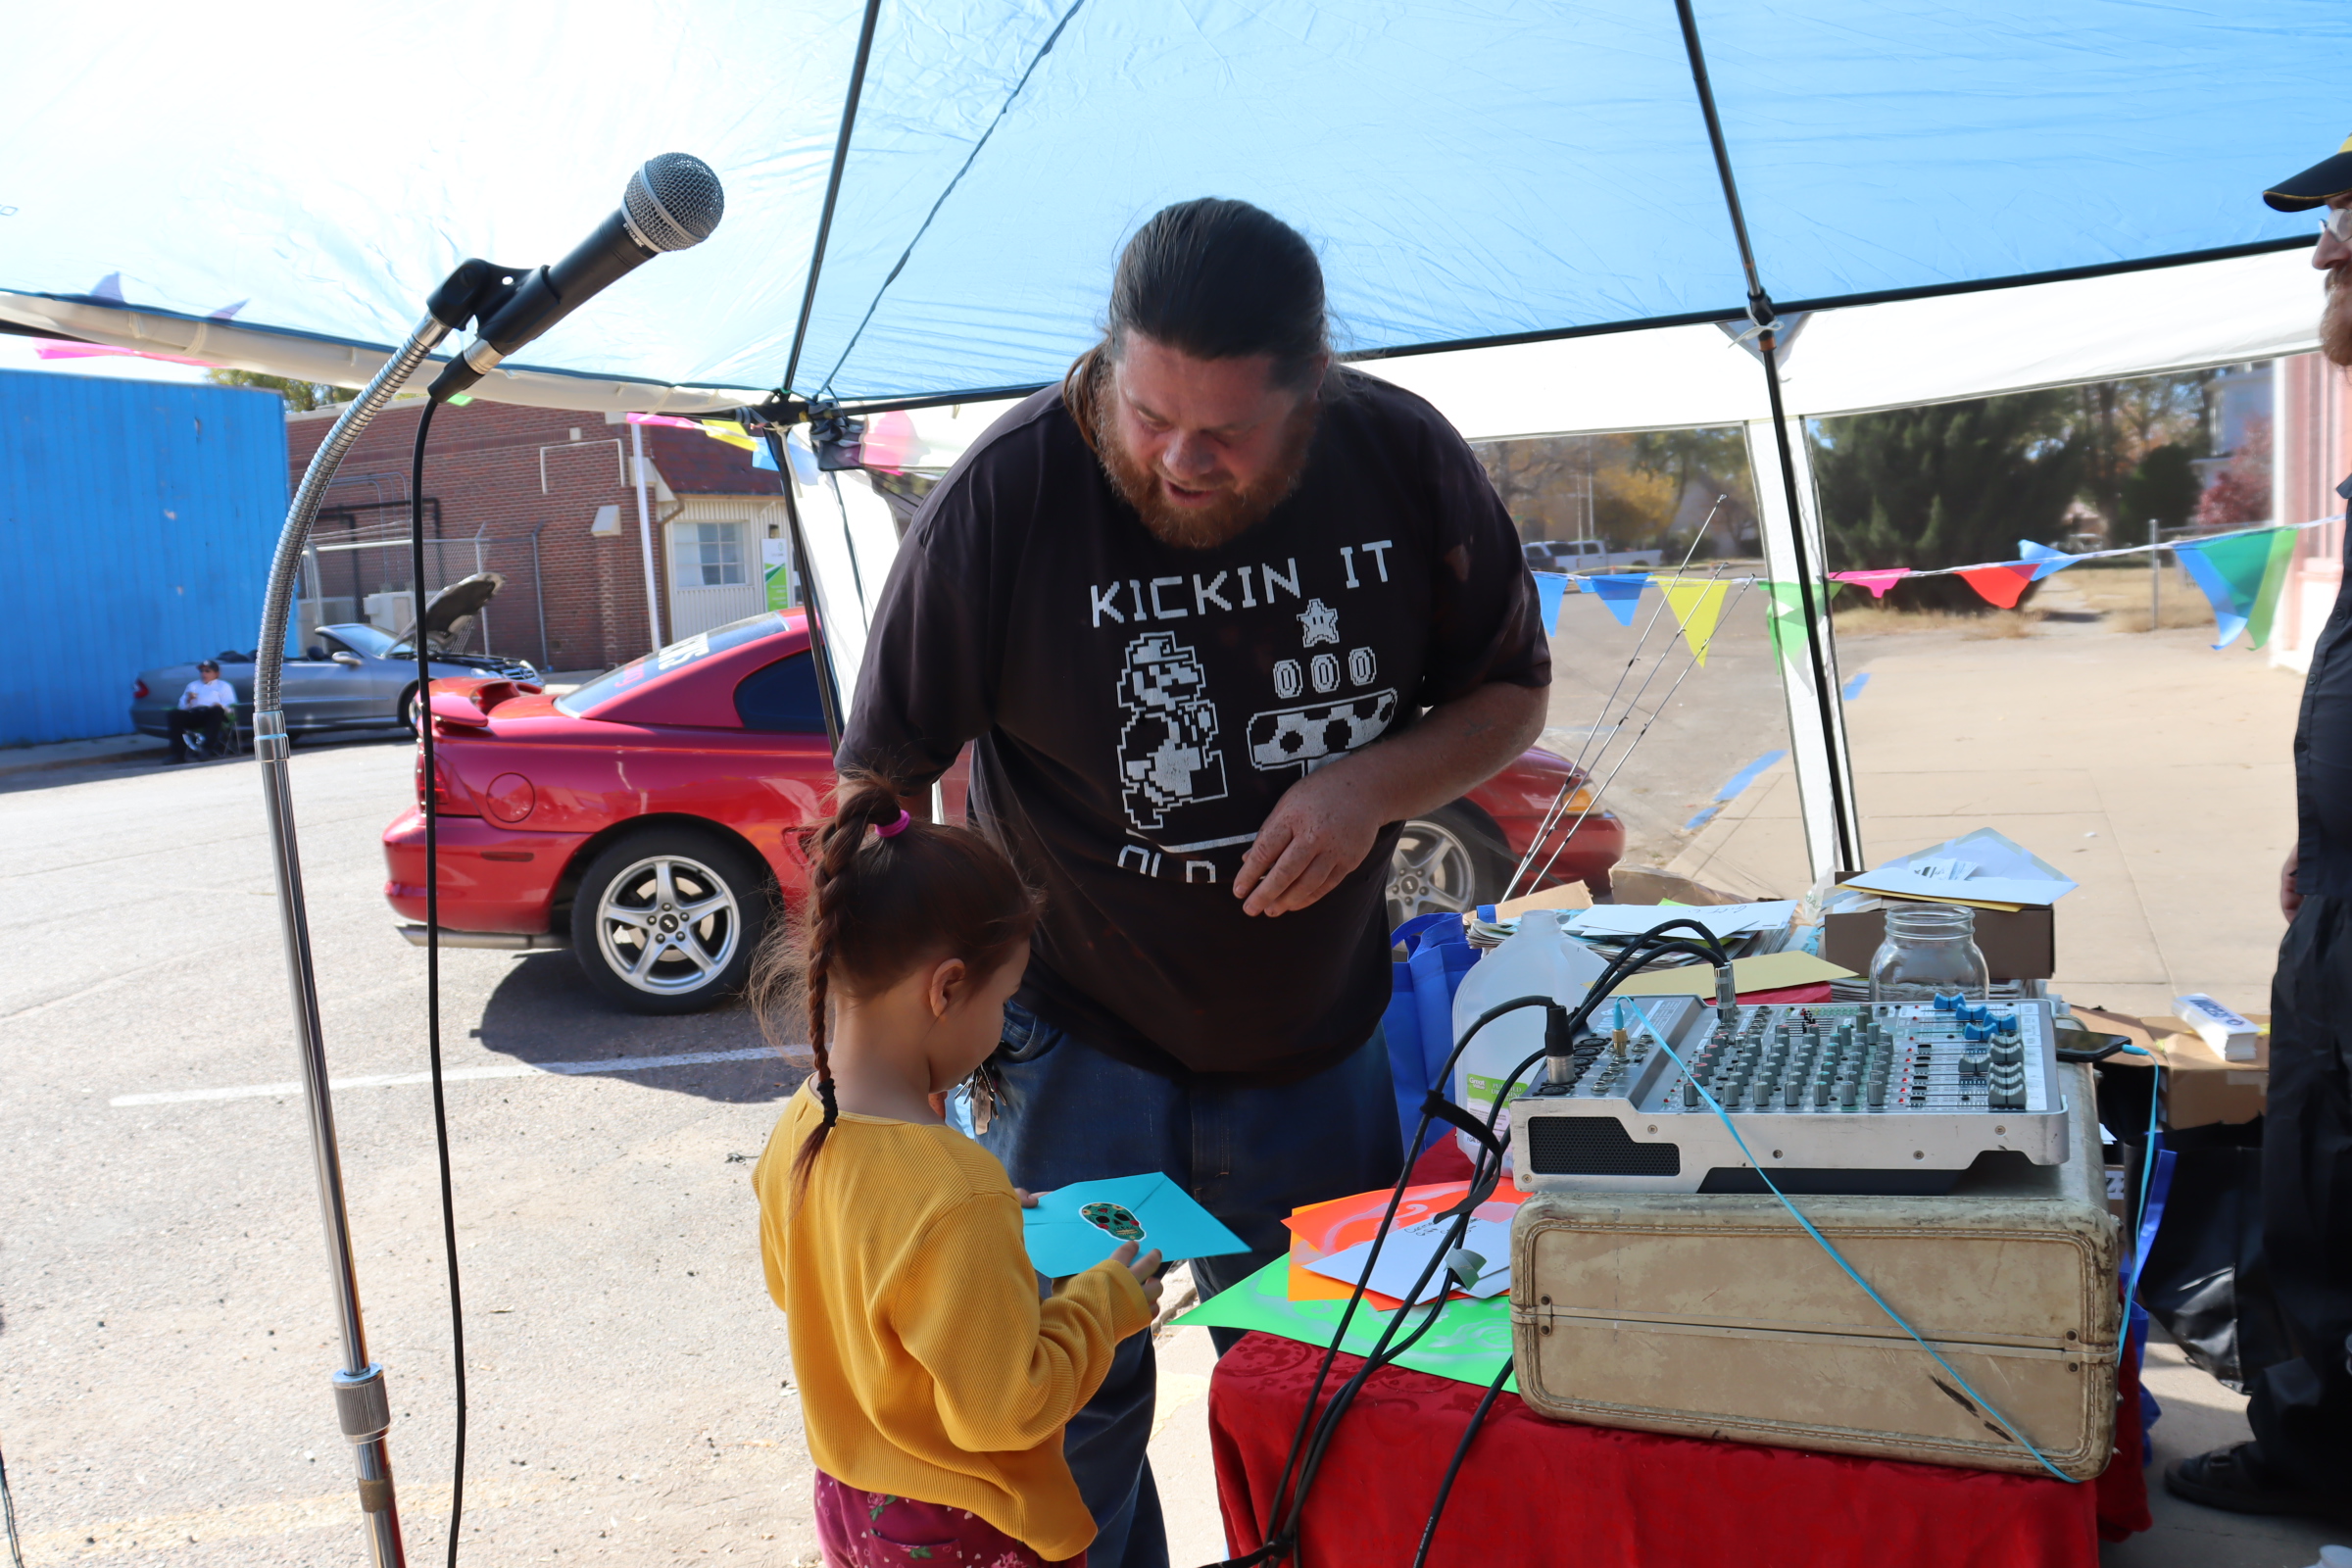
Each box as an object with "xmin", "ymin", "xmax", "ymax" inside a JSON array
[
  {"xmin": 1, "ymin": 1434, "xmax": 24, "ymax": 1568},
  {"xmin": 409, "ymin": 400, "xmax": 468, "ymax": 1565},
  {"xmin": 1234, "ymin": 920, "xmax": 1731, "ymax": 1565},
  {"xmin": 1410, "ymin": 1356, "xmax": 1515, "ymax": 1568},
  {"xmin": 780, "ymin": 0, "xmax": 884, "ymax": 399}
]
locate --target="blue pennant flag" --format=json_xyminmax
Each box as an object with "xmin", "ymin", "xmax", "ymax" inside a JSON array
[
  {"xmin": 1588, "ymin": 574, "xmax": 1649, "ymax": 628},
  {"xmin": 2017, "ymin": 539, "xmax": 2080, "ymax": 581},
  {"xmin": 1534, "ymin": 571, "xmax": 1568, "ymax": 634}
]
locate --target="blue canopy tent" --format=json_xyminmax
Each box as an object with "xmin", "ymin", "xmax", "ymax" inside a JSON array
[{"xmin": 3, "ymin": 0, "xmax": 2338, "ymax": 875}]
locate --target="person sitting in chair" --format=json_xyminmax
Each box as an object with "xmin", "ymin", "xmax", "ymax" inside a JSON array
[{"xmin": 169, "ymin": 661, "xmax": 237, "ymax": 762}]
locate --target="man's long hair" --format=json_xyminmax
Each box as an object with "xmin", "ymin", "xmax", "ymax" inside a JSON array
[{"xmin": 1065, "ymin": 198, "xmax": 1332, "ymax": 455}]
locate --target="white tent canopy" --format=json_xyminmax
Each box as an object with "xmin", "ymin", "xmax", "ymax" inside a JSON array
[{"xmin": 888, "ymin": 248, "xmax": 2323, "ymax": 465}]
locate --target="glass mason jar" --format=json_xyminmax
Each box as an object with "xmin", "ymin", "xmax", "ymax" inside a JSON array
[{"xmin": 1868, "ymin": 903, "xmax": 1990, "ymax": 1004}]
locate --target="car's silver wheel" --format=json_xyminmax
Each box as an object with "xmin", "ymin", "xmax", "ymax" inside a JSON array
[
  {"xmin": 590, "ymin": 852, "xmax": 743, "ymax": 998},
  {"xmin": 1389, "ymin": 815, "xmax": 1486, "ymax": 930}
]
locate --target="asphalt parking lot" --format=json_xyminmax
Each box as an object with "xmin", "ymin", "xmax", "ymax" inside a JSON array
[{"xmin": 0, "ymin": 737, "xmax": 1223, "ymax": 1564}]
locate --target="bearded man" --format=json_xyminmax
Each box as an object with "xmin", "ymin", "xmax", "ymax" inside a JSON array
[
  {"xmin": 840, "ymin": 198, "xmax": 1550, "ymax": 1567},
  {"xmin": 2165, "ymin": 147, "xmax": 2352, "ymax": 1527}
]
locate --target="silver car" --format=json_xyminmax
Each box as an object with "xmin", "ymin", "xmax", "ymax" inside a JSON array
[{"xmin": 131, "ymin": 577, "xmax": 537, "ymax": 743}]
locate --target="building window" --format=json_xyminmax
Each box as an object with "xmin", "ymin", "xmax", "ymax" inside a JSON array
[{"xmin": 681, "ymin": 521, "xmax": 745, "ymax": 586}]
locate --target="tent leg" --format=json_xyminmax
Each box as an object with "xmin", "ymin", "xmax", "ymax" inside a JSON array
[{"xmin": 1743, "ymin": 415, "xmax": 1863, "ymax": 881}]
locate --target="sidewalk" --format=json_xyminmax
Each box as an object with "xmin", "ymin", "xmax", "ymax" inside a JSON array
[
  {"xmin": 1671, "ymin": 623, "xmax": 2305, "ymax": 1017},
  {"xmin": 0, "ymin": 732, "xmax": 167, "ymax": 779}
]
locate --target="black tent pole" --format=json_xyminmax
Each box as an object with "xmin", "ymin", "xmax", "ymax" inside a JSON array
[
  {"xmin": 1673, "ymin": 0, "xmax": 1859, "ymax": 874},
  {"xmin": 762, "ymin": 0, "xmax": 883, "ymax": 752}
]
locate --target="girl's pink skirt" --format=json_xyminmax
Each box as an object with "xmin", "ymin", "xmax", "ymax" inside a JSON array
[{"xmin": 814, "ymin": 1470, "xmax": 1088, "ymax": 1567}]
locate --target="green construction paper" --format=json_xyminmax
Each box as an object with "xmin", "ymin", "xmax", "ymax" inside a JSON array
[{"xmin": 1171, "ymin": 1252, "xmax": 1517, "ymax": 1393}]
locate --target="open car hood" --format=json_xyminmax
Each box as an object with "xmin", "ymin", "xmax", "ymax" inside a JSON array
[{"xmin": 422, "ymin": 571, "xmax": 504, "ymax": 637}]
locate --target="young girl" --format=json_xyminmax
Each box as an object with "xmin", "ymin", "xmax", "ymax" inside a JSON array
[{"xmin": 753, "ymin": 777, "xmax": 1161, "ymax": 1568}]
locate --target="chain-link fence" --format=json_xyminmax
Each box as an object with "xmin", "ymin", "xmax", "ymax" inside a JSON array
[{"xmin": 298, "ymin": 499, "xmax": 550, "ymax": 667}]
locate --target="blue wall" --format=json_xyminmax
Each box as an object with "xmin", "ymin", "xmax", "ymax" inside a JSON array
[{"xmin": 0, "ymin": 369, "xmax": 288, "ymax": 746}]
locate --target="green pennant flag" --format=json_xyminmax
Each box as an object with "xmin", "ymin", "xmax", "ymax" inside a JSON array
[
  {"xmin": 2177, "ymin": 527, "xmax": 2298, "ymax": 650},
  {"xmin": 1764, "ymin": 578, "xmax": 1843, "ymax": 664}
]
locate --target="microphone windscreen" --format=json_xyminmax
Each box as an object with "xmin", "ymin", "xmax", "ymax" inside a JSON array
[{"xmin": 624, "ymin": 154, "xmax": 725, "ymax": 253}]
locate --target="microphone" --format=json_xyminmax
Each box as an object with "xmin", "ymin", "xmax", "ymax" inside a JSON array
[{"xmin": 429, "ymin": 153, "xmax": 724, "ymax": 400}]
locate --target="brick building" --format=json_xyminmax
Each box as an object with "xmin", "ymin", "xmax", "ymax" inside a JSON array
[
  {"xmin": 285, "ymin": 400, "xmax": 792, "ymax": 673},
  {"xmin": 2273, "ymin": 350, "xmax": 2349, "ymax": 673}
]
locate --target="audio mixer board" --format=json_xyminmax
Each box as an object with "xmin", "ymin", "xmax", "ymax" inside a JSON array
[{"xmin": 1509, "ymin": 995, "xmax": 2071, "ymax": 1196}]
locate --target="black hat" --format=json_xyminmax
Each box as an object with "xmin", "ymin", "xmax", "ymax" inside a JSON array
[{"xmin": 2265, "ymin": 134, "xmax": 2352, "ymax": 212}]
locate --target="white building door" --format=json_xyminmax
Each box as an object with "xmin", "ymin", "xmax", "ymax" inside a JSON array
[{"xmin": 666, "ymin": 514, "xmax": 766, "ymax": 640}]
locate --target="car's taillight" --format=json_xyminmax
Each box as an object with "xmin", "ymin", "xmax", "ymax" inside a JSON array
[
  {"xmin": 416, "ymin": 747, "xmax": 454, "ymax": 809},
  {"xmin": 133, "ymin": 679, "xmax": 150, "ymax": 700}
]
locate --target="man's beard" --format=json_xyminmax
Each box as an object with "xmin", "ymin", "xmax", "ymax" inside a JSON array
[
  {"xmin": 2324, "ymin": 266, "xmax": 2352, "ymax": 368},
  {"xmin": 1092, "ymin": 369, "xmax": 1320, "ymax": 550}
]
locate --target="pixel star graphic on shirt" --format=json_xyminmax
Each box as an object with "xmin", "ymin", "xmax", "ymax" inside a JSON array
[
  {"xmin": 1113, "ymin": 631, "xmax": 1229, "ymax": 830},
  {"xmin": 1297, "ymin": 598, "xmax": 1341, "ymax": 647}
]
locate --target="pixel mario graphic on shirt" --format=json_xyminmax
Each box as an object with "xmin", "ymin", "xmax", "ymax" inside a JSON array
[{"xmin": 1114, "ymin": 631, "xmax": 1229, "ymax": 831}]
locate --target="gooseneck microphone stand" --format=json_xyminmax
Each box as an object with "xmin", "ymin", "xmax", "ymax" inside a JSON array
[{"xmin": 253, "ymin": 258, "xmax": 514, "ymax": 1565}]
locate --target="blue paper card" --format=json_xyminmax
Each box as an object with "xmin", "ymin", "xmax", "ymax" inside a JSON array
[{"xmin": 1021, "ymin": 1172, "xmax": 1249, "ymax": 1279}]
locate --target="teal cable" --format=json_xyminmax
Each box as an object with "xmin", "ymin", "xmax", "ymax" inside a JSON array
[{"xmin": 1623, "ymin": 997, "xmax": 2087, "ymax": 1484}]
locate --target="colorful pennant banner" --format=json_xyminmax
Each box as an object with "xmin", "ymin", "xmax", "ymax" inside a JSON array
[{"xmin": 1542, "ymin": 519, "xmax": 2329, "ymax": 656}]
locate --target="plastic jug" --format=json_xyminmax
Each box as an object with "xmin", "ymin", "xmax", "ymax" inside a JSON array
[{"xmin": 1447, "ymin": 911, "xmax": 1610, "ymax": 1166}]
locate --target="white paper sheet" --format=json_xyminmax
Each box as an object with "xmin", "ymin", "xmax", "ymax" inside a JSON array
[
  {"xmin": 1301, "ymin": 1218, "xmax": 1514, "ymax": 1307},
  {"xmin": 1841, "ymin": 827, "xmax": 2077, "ymax": 906}
]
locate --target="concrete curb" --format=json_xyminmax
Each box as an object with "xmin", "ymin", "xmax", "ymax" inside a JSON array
[{"xmin": 0, "ymin": 737, "xmax": 171, "ymax": 779}]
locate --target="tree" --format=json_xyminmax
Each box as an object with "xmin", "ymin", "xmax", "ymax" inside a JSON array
[
  {"xmin": 2073, "ymin": 371, "xmax": 2209, "ymax": 538},
  {"xmin": 2118, "ymin": 443, "xmax": 2202, "ymax": 539},
  {"xmin": 206, "ymin": 368, "xmax": 356, "ymax": 412},
  {"xmin": 2194, "ymin": 414, "xmax": 2272, "ymax": 529},
  {"xmin": 1809, "ymin": 391, "xmax": 2083, "ymax": 612}
]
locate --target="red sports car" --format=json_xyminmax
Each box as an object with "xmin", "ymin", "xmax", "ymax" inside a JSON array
[{"xmin": 383, "ymin": 612, "xmax": 1622, "ymax": 1012}]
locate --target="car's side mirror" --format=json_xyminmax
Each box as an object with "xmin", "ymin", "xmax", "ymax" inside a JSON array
[{"xmin": 330, "ymin": 651, "xmax": 363, "ymax": 669}]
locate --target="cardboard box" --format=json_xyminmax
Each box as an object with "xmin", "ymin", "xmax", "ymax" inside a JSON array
[
  {"xmin": 1821, "ymin": 897, "xmax": 2054, "ymax": 981},
  {"xmin": 2072, "ymin": 1005, "xmax": 2269, "ymax": 1128}
]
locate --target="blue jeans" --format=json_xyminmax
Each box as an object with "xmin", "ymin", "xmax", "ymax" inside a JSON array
[{"xmin": 966, "ymin": 1003, "xmax": 1404, "ymax": 1568}]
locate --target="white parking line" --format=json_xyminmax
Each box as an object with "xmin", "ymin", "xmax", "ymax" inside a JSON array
[{"xmin": 111, "ymin": 1046, "xmax": 785, "ymax": 1106}]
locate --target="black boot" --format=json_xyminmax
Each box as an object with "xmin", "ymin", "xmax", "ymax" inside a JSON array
[{"xmin": 2165, "ymin": 1442, "xmax": 2347, "ymax": 1522}]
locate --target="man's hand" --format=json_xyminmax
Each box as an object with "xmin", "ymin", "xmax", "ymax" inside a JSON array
[
  {"xmin": 1109, "ymin": 1241, "xmax": 1166, "ymax": 1313},
  {"xmin": 1233, "ymin": 763, "xmax": 1390, "ymax": 917},
  {"xmin": 2282, "ymin": 844, "xmax": 2302, "ymax": 921},
  {"xmin": 1232, "ymin": 679, "xmax": 1546, "ymax": 918}
]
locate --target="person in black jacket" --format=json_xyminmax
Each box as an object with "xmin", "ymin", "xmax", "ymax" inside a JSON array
[{"xmin": 2166, "ymin": 137, "xmax": 2352, "ymax": 1527}]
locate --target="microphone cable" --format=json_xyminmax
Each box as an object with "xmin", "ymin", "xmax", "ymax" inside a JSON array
[{"xmin": 408, "ymin": 398, "xmax": 470, "ymax": 1564}]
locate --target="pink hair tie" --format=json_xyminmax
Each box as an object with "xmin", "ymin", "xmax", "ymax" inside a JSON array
[{"xmin": 874, "ymin": 808, "xmax": 913, "ymax": 839}]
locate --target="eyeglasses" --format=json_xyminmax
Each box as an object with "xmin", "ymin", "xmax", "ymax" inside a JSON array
[{"xmin": 2324, "ymin": 207, "xmax": 2352, "ymax": 244}]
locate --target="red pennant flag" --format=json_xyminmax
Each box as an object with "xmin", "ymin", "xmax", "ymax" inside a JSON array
[{"xmin": 1957, "ymin": 563, "xmax": 2037, "ymax": 610}]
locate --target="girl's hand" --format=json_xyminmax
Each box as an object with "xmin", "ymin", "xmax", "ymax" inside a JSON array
[
  {"xmin": 1013, "ymin": 1188, "xmax": 1040, "ymax": 1208},
  {"xmin": 1109, "ymin": 1242, "xmax": 1166, "ymax": 1312}
]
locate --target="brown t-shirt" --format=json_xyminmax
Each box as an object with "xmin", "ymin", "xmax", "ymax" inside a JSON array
[{"xmin": 841, "ymin": 370, "xmax": 1549, "ymax": 1079}]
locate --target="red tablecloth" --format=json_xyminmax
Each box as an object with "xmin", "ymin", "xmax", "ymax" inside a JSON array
[{"xmin": 1202, "ymin": 1142, "xmax": 2150, "ymax": 1567}]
